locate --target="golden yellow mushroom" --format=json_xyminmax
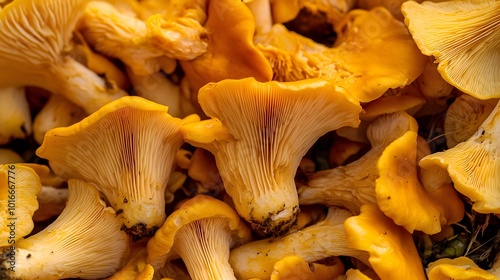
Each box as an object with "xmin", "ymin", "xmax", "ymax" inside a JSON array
[
  {"xmin": 402, "ymin": 0, "xmax": 500, "ymax": 99},
  {"xmin": 0, "ymin": 0, "xmax": 127, "ymax": 113},
  {"xmin": 426, "ymin": 257, "xmax": 497, "ymax": 280},
  {"xmin": 37, "ymin": 96, "xmax": 186, "ymax": 239},
  {"xmin": 344, "ymin": 203, "xmax": 426, "ymax": 280},
  {"xmin": 229, "ymin": 207, "xmax": 369, "ymax": 280},
  {"xmin": 179, "ymin": 0, "xmax": 273, "ymax": 108},
  {"xmin": 420, "ymin": 100, "xmax": 500, "ymax": 214},
  {"xmin": 0, "ymin": 179, "xmax": 130, "ymax": 279},
  {"xmin": 147, "ymin": 195, "xmax": 253, "ymax": 280},
  {"xmin": 182, "ymin": 78, "xmax": 361, "ymax": 236},
  {"xmin": 256, "ymin": 7, "xmax": 427, "ymax": 103},
  {"xmin": 444, "ymin": 94, "xmax": 498, "ymax": 148},
  {"xmin": 0, "ymin": 164, "xmax": 42, "ymax": 247}
]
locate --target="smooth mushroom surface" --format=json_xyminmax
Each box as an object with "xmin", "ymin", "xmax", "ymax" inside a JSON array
[{"xmin": 344, "ymin": 203, "xmax": 426, "ymax": 280}]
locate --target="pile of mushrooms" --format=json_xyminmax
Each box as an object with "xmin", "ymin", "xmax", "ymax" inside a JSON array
[{"xmin": 0, "ymin": 0, "xmax": 499, "ymax": 279}]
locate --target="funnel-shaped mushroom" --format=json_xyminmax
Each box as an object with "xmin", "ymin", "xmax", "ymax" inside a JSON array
[
  {"xmin": 0, "ymin": 87, "xmax": 31, "ymax": 145},
  {"xmin": 0, "ymin": 164, "xmax": 42, "ymax": 246},
  {"xmin": 420, "ymin": 100, "xmax": 500, "ymax": 214},
  {"xmin": 229, "ymin": 207, "xmax": 369, "ymax": 280},
  {"xmin": 255, "ymin": 7, "xmax": 427, "ymax": 102},
  {"xmin": 402, "ymin": 0, "xmax": 500, "ymax": 99},
  {"xmin": 426, "ymin": 257, "xmax": 497, "ymax": 280},
  {"xmin": 179, "ymin": 0, "xmax": 273, "ymax": 103},
  {"xmin": 376, "ymin": 120, "xmax": 464, "ymax": 234},
  {"xmin": 0, "ymin": 179, "xmax": 130, "ymax": 279},
  {"xmin": 79, "ymin": 1, "xmax": 195, "ymax": 76},
  {"xmin": 182, "ymin": 78, "xmax": 361, "ymax": 236},
  {"xmin": 298, "ymin": 111, "xmax": 417, "ymax": 213},
  {"xmin": 344, "ymin": 203, "xmax": 426, "ymax": 280},
  {"xmin": 147, "ymin": 195, "xmax": 252, "ymax": 280},
  {"xmin": 0, "ymin": 0, "xmax": 126, "ymax": 113},
  {"xmin": 37, "ymin": 96, "xmax": 185, "ymax": 239}
]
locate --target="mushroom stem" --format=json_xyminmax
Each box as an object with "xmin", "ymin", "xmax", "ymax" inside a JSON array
[
  {"xmin": 229, "ymin": 207, "xmax": 369, "ymax": 280},
  {"xmin": 246, "ymin": 0, "xmax": 273, "ymax": 35},
  {"xmin": 49, "ymin": 57, "xmax": 126, "ymax": 113},
  {"xmin": 0, "ymin": 87, "xmax": 31, "ymax": 145},
  {"xmin": 298, "ymin": 112, "xmax": 416, "ymax": 213},
  {"xmin": 173, "ymin": 218, "xmax": 236, "ymax": 280}
]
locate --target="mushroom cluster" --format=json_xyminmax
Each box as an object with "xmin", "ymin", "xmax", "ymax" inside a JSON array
[{"xmin": 0, "ymin": 0, "xmax": 499, "ymax": 279}]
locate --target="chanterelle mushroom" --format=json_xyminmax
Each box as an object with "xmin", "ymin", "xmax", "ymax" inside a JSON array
[
  {"xmin": 79, "ymin": 0, "xmax": 194, "ymax": 76},
  {"xmin": 255, "ymin": 7, "xmax": 427, "ymax": 103},
  {"xmin": 0, "ymin": 0, "xmax": 127, "ymax": 114},
  {"xmin": 229, "ymin": 207, "xmax": 369, "ymax": 280},
  {"xmin": 402, "ymin": 0, "xmax": 500, "ymax": 99},
  {"xmin": 298, "ymin": 111, "xmax": 418, "ymax": 213},
  {"xmin": 182, "ymin": 78, "xmax": 361, "ymax": 236},
  {"xmin": 147, "ymin": 195, "xmax": 252, "ymax": 280},
  {"xmin": 420, "ymin": 100, "xmax": 500, "ymax": 214},
  {"xmin": 36, "ymin": 96, "xmax": 187, "ymax": 239},
  {"xmin": 344, "ymin": 203, "xmax": 426, "ymax": 280},
  {"xmin": 0, "ymin": 164, "xmax": 42, "ymax": 247},
  {"xmin": 0, "ymin": 179, "xmax": 130, "ymax": 279},
  {"xmin": 179, "ymin": 0, "xmax": 273, "ymax": 109}
]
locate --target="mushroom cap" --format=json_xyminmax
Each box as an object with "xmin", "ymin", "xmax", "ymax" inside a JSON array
[
  {"xmin": 0, "ymin": 0, "xmax": 127, "ymax": 113},
  {"xmin": 79, "ymin": 1, "xmax": 182, "ymax": 76},
  {"xmin": 444, "ymin": 94, "xmax": 498, "ymax": 148},
  {"xmin": 402, "ymin": 0, "xmax": 500, "ymax": 99},
  {"xmin": 344, "ymin": 203, "xmax": 426, "ymax": 280},
  {"xmin": 36, "ymin": 96, "xmax": 185, "ymax": 238},
  {"xmin": 256, "ymin": 7, "xmax": 427, "ymax": 103},
  {"xmin": 361, "ymin": 84, "xmax": 426, "ymax": 122},
  {"xmin": 269, "ymin": 255, "xmax": 317, "ymax": 280},
  {"xmin": 426, "ymin": 257, "xmax": 497, "ymax": 280},
  {"xmin": 183, "ymin": 77, "xmax": 361, "ymax": 236},
  {"xmin": 3, "ymin": 179, "xmax": 130, "ymax": 279},
  {"xmin": 147, "ymin": 194, "xmax": 252, "ymax": 269},
  {"xmin": 375, "ymin": 121, "xmax": 464, "ymax": 234},
  {"xmin": 298, "ymin": 111, "xmax": 419, "ymax": 213},
  {"xmin": 179, "ymin": 0, "xmax": 273, "ymax": 97},
  {"xmin": 420, "ymin": 100, "xmax": 500, "ymax": 214},
  {"xmin": 0, "ymin": 164, "xmax": 42, "ymax": 246}
]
